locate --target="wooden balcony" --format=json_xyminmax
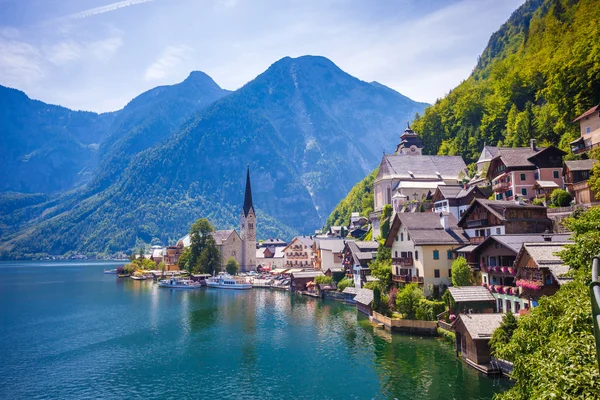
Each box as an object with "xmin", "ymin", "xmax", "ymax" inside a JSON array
[
  {"xmin": 392, "ymin": 275, "xmax": 424, "ymax": 284},
  {"xmin": 492, "ymin": 181, "xmax": 510, "ymax": 192},
  {"xmin": 392, "ymin": 257, "xmax": 413, "ymax": 267},
  {"xmin": 469, "ymin": 236, "xmax": 486, "ymax": 245},
  {"xmin": 465, "ymin": 219, "xmax": 489, "ymax": 228}
]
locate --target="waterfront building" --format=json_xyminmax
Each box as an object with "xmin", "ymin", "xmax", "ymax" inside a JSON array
[
  {"xmin": 283, "ymin": 236, "xmax": 314, "ymax": 268},
  {"xmin": 341, "ymin": 240, "xmax": 379, "ymax": 288},
  {"xmin": 256, "ymin": 246, "xmax": 285, "ymax": 270},
  {"xmin": 353, "ymin": 288, "xmax": 374, "ymax": 316},
  {"xmin": 240, "ymin": 167, "xmax": 257, "ymax": 272},
  {"xmin": 431, "ymin": 185, "xmax": 486, "ymax": 221},
  {"xmin": 452, "ymin": 313, "xmax": 504, "ymax": 373},
  {"xmin": 459, "ymin": 233, "xmax": 571, "ymax": 313},
  {"xmin": 488, "ymin": 140, "xmax": 566, "ymax": 202},
  {"xmin": 563, "ymin": 159, "xmax": 598, "ymax": 205},
  {"xmin": 313, "ymin": 238, "xmax": 349, "ymax": 276},
  {"xmin": 570, "ymin": 103, "xmax": 600, "ymax": 154},
  {"xmin": 370, "ymin": 126, "xmax": 468, "ymax": 237},
  {"xmin": 290, "ymin": 270, "xmax": 324, "ymax": 291},
  {"xmin": 447, "ymin": 287, "xmax": 496, "ymax": 314},
  {"xmin": 514, "ymin": 242, "xmax": 571, "ymax": 308},
  {"xmin": 384, "ymin": 212, "xmax": 469, "ymax": 295}
]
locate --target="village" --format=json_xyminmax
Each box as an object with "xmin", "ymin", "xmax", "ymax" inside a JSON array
[{"xmin": 128, "ymin": 104, "xmax": 600, "ymax": 378}]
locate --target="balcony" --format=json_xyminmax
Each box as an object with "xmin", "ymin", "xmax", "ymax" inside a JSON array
[
  {"xmin": 392, "ymin": 257, "xmax": 413, "ymax": 267},
  {"xmin": 392, "ymin": 275, "xmax": 424, "ymax": 284},
  {"xmin": 465, "ymin": 219, "xmax": 489, "ymax": 228},
  {"xmin": 492, "ymin": 181, "xmax": 510, "ymax": 192},
  {"xmin": 469, "ymin": 236, "xmax": 486, "ymax": 245}
]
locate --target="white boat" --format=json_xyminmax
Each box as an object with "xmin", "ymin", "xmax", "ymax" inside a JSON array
[
  {"xmin": 206, "ymin": 275, "xmax": 252, "ymax": 290},
  {"xmin": 104, "ymin": 269, "xmax": 118, "ymax": 274},
  {"xmin": 157, "ymin": 277, "xmax": 202, "ymax": 289},
  {"xmin": 131, "ymin": 274, "xmax": 153, "ymax": 280}
]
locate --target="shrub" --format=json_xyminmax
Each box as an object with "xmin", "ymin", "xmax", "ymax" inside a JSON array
[
  {"xmin": 416, "ymin": 299, "xmax": 446, "ymax": 321},
  {"xmin": 314, "ymin": 275, "xmax": 333, "ymax": 285},
  {"xmin": 489, "ymin": 312, "xmax": 518, "ymax": 359},
  {"xmin": 437, "ymin": 327, "xmax": 456, "ymax": 345},
  {"xmin": 396, "ymin": 283, "xmax": 424, "ymax": 320},
  {"xmin": 337, "ymin": 277, "xmax": 353, "ymax": 292},
  {"xmin": 550, "ymin": 189, "xmax": 572, "ymax": 207},
  {"xmin": 225, "ymin": 257, "xmax": 239, "ymax": 275},
  {"xmin": 451, "ymin": 256, "xmax": 474, "ymax": 287}
]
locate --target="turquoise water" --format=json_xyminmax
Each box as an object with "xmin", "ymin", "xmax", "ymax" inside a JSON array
[{"xmin": 0, "ymin": 261, "xmax": 510, "ymax": 399}]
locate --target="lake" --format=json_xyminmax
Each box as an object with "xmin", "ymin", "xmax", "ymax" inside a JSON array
[{"xmin": 0, "ymin": 261, "xmax": 510, "ymax": 399}]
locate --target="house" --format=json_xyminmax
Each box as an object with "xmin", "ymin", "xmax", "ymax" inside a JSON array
[
  {"xmin": 564, "ymin": 159, "xmax": 598, "ymax": 205},
  {"xmin": 353, "ymin": 288, "xmax": 374, "ymax": 316},
  {"xmin": 290, "ymin": 270, "xmax": 324, "ymax": 291},
  {"xmin": 348, "ymin": 212, "xmax": 370, "ymax": 238},
  {"xmin": 514, "ymin": 242, "xmax": 571, "ymax": 308},
  {"xmin": 256, "ymin": 246, "xmax": 285, "ymax": 270},
  {"xmin": 458, "ymin": 233, "xmax": 571, "ymax": 313},
  {"xmin": 487, "ymin": 140, "xmax": 566, "ymax": 202},
  {"xmin": 385, "ymin": 212, "xmax": 469, "ymax": 295},
  {"xmin": 447, "ymin": 287, "xmax": 496, "ymax": 314},
  {"xmin": 314, "ymin": 238, "xmax": 350, "ymax": 277},
  {"xmin": 457, "ymin": 199, "xmax": 552, "ymax": 245},
  {"xmin": 150, "ymin": 246, "xmax": 165, "ymax": 265},
  {"xmin": 468, "ymin": 146, "xmax": 500, "ymax": 187},
  {"xmin": 164, "ymin": 245, "xmax": 182, "ymax": 271},
  {"xmin": 452, "ymin": 313, "xmax": 504, "ymax": 373},
  {"xmin": 283, "ymin": 236, "xmax": 314, "ymax": 268},
  {"xmin": 370, "ymin": 126, "xmax": 468, "ymax": 236},
  {"xmin": 342, "ymin": 241, "xmax": 379, "ymax": 288},
  {"xmin": 342, "ymin": 286, "xmax": 360, "ymax": 303},
  {"xmin": 259, "ymin": 238, "xmax": 287, "ymax": 248},
  {"xmin": 432, "ymin": 185, "xmax": 486, "ymax": 221},
  {"xmin": 570, "ymin": 104, "xmax": 600, "ymax": 154}
]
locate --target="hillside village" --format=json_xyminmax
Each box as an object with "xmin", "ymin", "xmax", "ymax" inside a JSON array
[{"xmin": 132, "ymin": 103, "xmax": 600, "ymax": 376}]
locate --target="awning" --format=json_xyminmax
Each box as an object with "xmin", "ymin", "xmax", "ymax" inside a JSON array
[
  {"xmin": 570, "ymin": 136, "xmax": 584, "ymax": 145},
  {"xmin": 533, "ymin": 180, "xmax": 560, "ymax": 189},
  {"xmin": 287, "ymin": 268, "xmax": 304, "ymax": 273},
  {"xmin": 271, "ymin": 268, "xmax": 289, "ymax": 274},
  {"xmin": 455, "ymin": 244, "xmax": 478, "ymax": 253}
]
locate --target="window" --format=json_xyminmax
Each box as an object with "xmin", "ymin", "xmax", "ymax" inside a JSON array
[
  {"xmin": 506, "ymin": 190, "xmax": 513, "ymax": 198},
  {"xmin": 415, "ymin": 251, "xmax": 419, "ymax": 260},
  {"xmin": 520, "ymin": 173, "xmax": 526, "ymax": 181},
  {"xmin": 496, "ymin": 193, "xmax": 503, "ymax": 200},
  {"xmin": 395, "ymin": 235, "xmax": 399, "ymax": 242},
  {"xmin": 586, "ymin": 127, "xmax": 591, "ymax": 134},
  {"xmin": 394, "ymin": 251, "xmax": 398, "ymax": 258},
  {"xmin": 534, "ymin": 172, "xmax": 539, "ymax": 180},
  {"xmin": 433, "ymin": 250, "xmax": 439, "ymax": 260},
  {"xmin": 448, "ymin": 269, "xmax": 452, "ymax": 278},
  {"xmin": 483, "ymin": 276, "xmax": 487, "ymax": 284},
  {"xmin": 447, "ymin": 250, "xmax": 453, "ymax": 259},
  {"xmin": 496, "ymin": 227, "xmax": 501, "ymax": 234},
  {"xmin": 545, "ymin": 273, "xmax": 553, "ymax": 285},
  {"xmin": 400, "ymin": 233, "xmax": 404, "ymax": 241},
  {"xmin": 434, "ymin": 269, "xmax": 440, "ymax": 278},
  {"xmin": 407, "ymin": 232, "xmax": 410, "ymax": 241},
  {"xmin": 553, "ymin": 170, "xmax": 559, "ymax": 179},
  {"xmin": 521, "ymin": 188, "xmax": 527, "ymax": 196}
]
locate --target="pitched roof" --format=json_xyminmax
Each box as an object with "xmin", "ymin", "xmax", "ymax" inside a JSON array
[
  {"xmin": 355, "ymin": 241, "xmax": 380, "ymax": 250},
  {"xmin": 342, "ymin": 287, "xmax": 359, "ymax": 295},
  {"xmin": 533, "ymin": 180, "xmax": 560, "ymax": 189},
  {"xmin": 448, "ymin": 286, "xmax": 496, "ymax": 303},
  {"xmin": 243, "ymin": 166, "xmax": 254, "ymax": 217},
  {"xmin": 260, "ymin": 238, "xmax": 287, "ymax": 247},
  {"xmin": 456, "ymin": 313, "xmax": 504, "ymax": 339},
  {"xmin": 377, "ymin": 154, "xmax": 467, "ymax": 181},
  {"xmin": 477, "ymin": 146, "xmax": 500, "ymax": 163},
  {"xmin": 476, "ymin": 234, "xmax": 572, "ymax": 254},
  {"xmin": 490, "ymin": 146, "xmax": 566, "ymax": 170},
  {"xmin": 317, "ymin": 238, "xmax": 351, "ymax": 253},
  {"xmin": 521, "ymin": 242, "xmax": 568, "ymax": 266},
  {"xmin": 564, "ymin": 159, "xmax": 597, "ymax": 172},
  {"xmin": 573, "ymin": 104, "xmax": 600, "ymax": 122},
  {"xmin": 458, "ymin": 199, "xmax": 547, "ymax": 226},
  {"xmin": 435, "ymin": 185, "xmax": 482, "ymax": 201},
  {"xmin": 353, "ymin": 288, "xmax": 374, "ymax": 305},
  {"xmin": 212, "ymin": 230, "xmax": 235, "ymax": 245},
  {"xmin": 290, "ymin": 271, "xmax": 324, "ymax": 279},
  {"xmin": 385, "ymin": 213, "xmax": 469, "ymax": 247}
]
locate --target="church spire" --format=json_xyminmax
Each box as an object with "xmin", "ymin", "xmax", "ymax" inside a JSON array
[{"xmin": 243, "ymin": 165, "xmax": 254, "ymax": 217}]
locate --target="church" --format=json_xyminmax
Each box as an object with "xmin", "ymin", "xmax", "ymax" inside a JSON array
[{"xmin": 239, "ymin": 166, "xmax": 257, "ymax": 271}]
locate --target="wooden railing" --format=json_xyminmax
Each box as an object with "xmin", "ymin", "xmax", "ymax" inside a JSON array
[
  {"xmin": 465, "ymin": 219, "xmax": 488, "ymax": 228},
  {"xmin": 392, "ymin": 275, "xmax": 423, "ymax": 283},
  {"xmin": 392, "ymin": 257, "xmax": 413, "ymax": 267},
  {"xmin": 492, "ymin": 181, "xmax": 510, "ymax": 192},
  {"xmin": 469, "ymin": 236, "xmax": 486, "ymax": 245}
]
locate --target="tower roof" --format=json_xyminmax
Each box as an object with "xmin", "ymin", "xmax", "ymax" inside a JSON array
[{"xmin": 243, "ymin": 166, "xmax": 254, "ymax": 217}]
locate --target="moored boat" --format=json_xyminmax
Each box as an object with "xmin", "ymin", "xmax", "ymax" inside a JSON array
[
  {"xmin": 104, "ymin": 269, "xmax": 118, "ymax": 274},
  {"xmin": 206, "ymin": 275, "xmax": 252, "ymax": 290},
  {"xmin": 158, "ymin": 277, "xmax": 202, "ymax": 289},
  {"xmin": 131, "ymin": 273, "xmax": 154, "ymax": 280}
]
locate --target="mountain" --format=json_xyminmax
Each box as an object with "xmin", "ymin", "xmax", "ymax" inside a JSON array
[
  {"xmin": 326, "ymin": 0, "xmax": 600, "ymax": 228},
  {"xmin": 412, "ymin": 0, "xmax": 600, "ymax": 165},
  {"xmin": 0, "ymin": 85, "xmax": 115, "ymax": 193},
  {"xmin": 0, "ymin": 55, "xmax": 428, "ymax": 258}
]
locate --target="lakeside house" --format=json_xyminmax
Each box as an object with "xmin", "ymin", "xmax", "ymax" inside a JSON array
[
  {"xmin": 447, "ymin": 287, "xmax": 496, "ymax": 314},
  {"xmin": 256, "ymin": 245, "xmax": 285, "ymax": 270},
  {"xmin": 452, "ymin": 313, "xmax": 504, "ymax": 374},
  {"xmin": 384, "ymin": 212, "xmax": 469, "ymax": 296},
  {"xmin": 290, "ymin": 270, "xmax": 324, "ymax": 291},
  {"xmin": 570, "ymin": 103, "xmax": 600, "ymax": 154},
  {"xmin": 563, "ymin": 159, "xmax": 598, "ymax": 205},
  {"xmin": 283, "ymin": 236, "xmax": 315, "ymax": 269},
  {"xmin": 487, "ymin": 140, "xmax": 566, "ymax": 202},
  {"xmin": 341, "ymin": 240, "xmax": 379, "ymax": 288},
  {"xmin": 353, "ymin": 288, "xmax": 374, "ymax": 316},
  {"xmin": 370, "ymin": 126, "xmax": 468, "ymax": 237},
  {"xmin": 514, "ymin": 242, "xmax": 572, "ymax": 308},
  {"xmin": 314, "ymin": 238, "xmax": 349, "ymax": 277},
  {"xmin": 456, "ymin": 233, "xmax": 571, "ymax": 313}
]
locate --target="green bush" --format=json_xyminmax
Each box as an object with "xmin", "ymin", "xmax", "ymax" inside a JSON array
[
  {"xmin": 415, "ymin": 298, "xmax": 446, "ymax": 321},
  {"xmin": 451, "ymin": 256, "xmax": 474, "ymax": 287},
  {"xmin": 437, "ymin": 327, "xmax": 456, "ymax": 345},
  {"xmin": 314, "ymin": 275, "xmax": 333, "ymax": 285},
  {"xmin": 337, "ymin": 277, "xmax": 353, "ymax": 292},
  {"xmin": 396, "ymin": 283, "xmax": 424, "ymax": 320},
  {"xmin": 550, "ymin": 189, "xmax": 572, "ymax": 207}
]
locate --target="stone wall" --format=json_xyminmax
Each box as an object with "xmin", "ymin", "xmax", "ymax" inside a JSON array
[{"xmin": 372, "ymin": 311, "xmax": 438, "ymax": 335}]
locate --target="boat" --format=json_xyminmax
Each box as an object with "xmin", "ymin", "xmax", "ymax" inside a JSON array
[
  {"xmin": 104, "ymin": 269, "xmax": 118, "ymax": 274},
  {"xmin": 157, "ymin": 277, "xmax": 202, "ymax": 289},
  {"xmin": 131, "ymin": 273, "xmax": 154, "ymax": 281},
  {"xmin": 206, "ymin": 275, "xmax": 252, "ymax": 290}
]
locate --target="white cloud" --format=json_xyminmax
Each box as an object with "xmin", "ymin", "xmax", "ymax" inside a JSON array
[
  {"xmin": 65, "ymin": 0, "xmax": 155, "ymax": 20},
  {"xmin": 0, "ymin": 38, "xmax": 45, "ymax": 87},
  {"xmin": 144, "ymin": 45, "xmax": 193, "ymax": 81}
]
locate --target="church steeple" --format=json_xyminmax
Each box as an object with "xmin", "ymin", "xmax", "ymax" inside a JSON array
[{"xmin": 243, "ymin": 165, "xmax": 254, "ymax": 217}]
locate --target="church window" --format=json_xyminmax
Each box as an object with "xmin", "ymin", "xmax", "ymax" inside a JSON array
[{"xmin": 249, "ymin": 223, "xmax": 254, "ymax": 229}]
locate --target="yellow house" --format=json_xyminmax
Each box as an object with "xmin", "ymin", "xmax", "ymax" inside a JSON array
[
  {"xmin": 571, "ymin": 104, "xmax": 600, "ymax": 153},
  {"xmin": 385, "ymin": 212, "xmax": 469, "ymax": 295}
]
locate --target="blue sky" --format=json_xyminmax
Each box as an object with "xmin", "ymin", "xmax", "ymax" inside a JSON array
[{"xmin": 0, "ymin": 0, "xmax": 524, "ymax": 112}]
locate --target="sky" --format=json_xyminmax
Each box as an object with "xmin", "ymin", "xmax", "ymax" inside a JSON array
[{"xmin": 0, "ymin": 0, "xmax": 525, "ymax": 113}]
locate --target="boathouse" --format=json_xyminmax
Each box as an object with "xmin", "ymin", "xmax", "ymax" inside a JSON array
[
  {"xmin": 353, "ymin": 288, "xmax": 374, "ymax": 316},
  {"xmin": 452, "ymin": 313, "xmax": 504, "ymax": 373}
]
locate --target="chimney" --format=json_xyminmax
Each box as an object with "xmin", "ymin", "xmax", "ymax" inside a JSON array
[
  {"xmin": 542, "ymin": 229, "xmax": 552, "ymax": 242},
  {"xmin": 439, "ymin": 212, "xmax": 449, "ymax": 231},
  {"xmin": 530, "ymin": 139, "xmax": 537, "ymax": 151}
]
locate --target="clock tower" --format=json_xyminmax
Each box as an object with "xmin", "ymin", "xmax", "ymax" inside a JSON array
[{"xmin": 395, "ymin": 124, "xmax": 424, "ymax": 155}]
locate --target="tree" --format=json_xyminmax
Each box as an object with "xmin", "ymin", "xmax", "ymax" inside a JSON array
[
  {"xmin": 451, "ymin": 256, "xmax": 474, "ymax": 286},
  {"xmin": 178, "ymin": 247, "xmax": 191, "ymax": 271},
  {"xmin": 198, "ymin": 236, "xmax": 221, "ymax": 275},
  {"xmin": 189, "ymin": 218, "xmax": 215, "ymax": 269},
  {"xmin": 396, "ymin": 283, "xmax": 424, "ymax": 320},
  {"xmin": 550, "ymin": 189, "xmax": 572, "ymax": 207},
  {"xmin": 337, "ymin": 277, "xmax": 353, "ymax": 292},
  {"xmin": 489, "ymin": 312, "xmax": 518, "ymax": 358},
  {"xmin": 587, "ymin": 160, "xmax": 600, "ymax": 199},
  {"xmin": 314, "ymin": 275, "xmax": 333, "ymax": 285},
  {"xmin": 379, "ymin": 204, "xmax": 393, "ymax": 240},
  {"xmin": 372, "ymin": 286, "xmax": 381, "ymax": 312},
  {"xmin": 225, "ymin": 257, "xmax": 239, "ymax": 275}
]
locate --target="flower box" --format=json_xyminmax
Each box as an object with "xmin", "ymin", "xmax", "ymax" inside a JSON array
[
  {"xmin": 508, "ymin": 267, "xmax": 516, "ymax": 275},
  {"xmin": 516, "ymin": 279, "xmax": 542, "ymax": 291}
]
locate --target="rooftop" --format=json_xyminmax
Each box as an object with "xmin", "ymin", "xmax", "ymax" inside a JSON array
[
  {"xmin": 564, "ymin": 159, "xmax": 597, "ymax": 172},
  {"xmin": 353, "ymin": 288, "xmax": 374, "ymax": 306},
  {"xmin": 290, "ymin": 271, "xmax": 325, "ymax": 279},
  {"xmin": 386, "ymin": 213, "xmax": 469, "ymax": 246},
  {"xmin": 573, "ymin": 104, "xmax": 600, "ymax": 122},
  {"xmin": 456, "ymin": 313, "xmax": 504, "ymax": 339},
  {"xmin": 477, "ymin": 233, "xmax": 572, "ymax": 253},
  {"xmin": 377, "ymin": 154, "xmax": 467, "ymax": 181},
  {"xmin": 448, "ymin": 286, "xmax": 496, "ymax": 303}
]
